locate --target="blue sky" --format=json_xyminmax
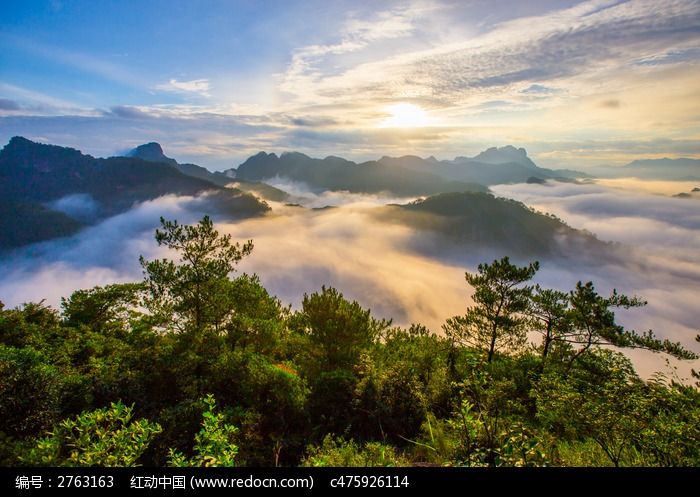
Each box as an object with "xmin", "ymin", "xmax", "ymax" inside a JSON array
[{"xmin": 1, "ymin": 0, "xmax": 699, "ymax": 169}]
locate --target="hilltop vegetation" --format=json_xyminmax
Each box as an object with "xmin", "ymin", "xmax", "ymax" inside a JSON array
[
  {"xmin": 1, "ymin": 216, "xmax": 698, "ymax": 467},
  {"xmin": 378, "ymin": 192, "xmax": 605, "ymax": 257}
]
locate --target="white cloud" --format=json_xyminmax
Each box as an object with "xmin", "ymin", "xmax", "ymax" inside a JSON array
[
  {"xmin": 278, "ymin": 3, "xmax": 426, "ymax": 101},
  {"xmin": 155, "ymin": 78, "xmax": 211, "ymax": 97},
  {"xmin": 488, "ymin": 179, "xmax": 700, "ymax": 380},
  {"xmin": 278, "ymin": 0, "xmax": 700, "ymax": 121},
  {"xmin": 2, "ymin": 180, "xmax": 700, "ymax": 380}
]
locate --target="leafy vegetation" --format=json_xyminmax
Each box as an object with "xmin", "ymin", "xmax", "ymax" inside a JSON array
[
  {"xmin": 1, "ymin": 216, "xmax": 698, "ymax": 467},
  {"xmin": 22, "ymin": 402, "xmax": 161, "ymax": 467},
  {"xmin": 167, "ymin": 395, "xmax": 239, "ymax": 467}
]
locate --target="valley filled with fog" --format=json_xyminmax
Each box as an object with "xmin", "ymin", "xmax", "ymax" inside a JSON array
[
  {"xmin": 4, "ymin": 0, "xmax": 700, "ymax": 469},
  {"xmin": 2, "ymin": 176, "xmax": 698, "ymax": 379}
]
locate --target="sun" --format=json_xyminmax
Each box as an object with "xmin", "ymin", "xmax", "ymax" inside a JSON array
[{"xmin": 379, "ymin": 103, "xmax": 432, "ymax": 128}]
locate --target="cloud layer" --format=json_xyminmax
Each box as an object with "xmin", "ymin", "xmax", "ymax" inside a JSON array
[
  {"xmin": 2, "ymin": 0, "xmax": 699, "ymax": 168},
  {"xmin": 1, "ymin": 180, "xmax": 699, "ymax": 380},
  {"xmin": 491, "ymin": 180, "xmax": 700, "ymax": 377},
  {"xmin": 155, "ymin": 79, "xmax": 211, "ymax": 97}
]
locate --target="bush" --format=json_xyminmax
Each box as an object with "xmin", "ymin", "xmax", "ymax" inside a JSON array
[
  {"xmin": 302, "ymin": 435, "xmax": 409, "ymax": 467},
  {"xmin": 23, "ymin": 402, "xmax": 161, "ymax": 466}
]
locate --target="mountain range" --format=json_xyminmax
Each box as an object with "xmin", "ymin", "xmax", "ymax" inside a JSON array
[
  {"xmin": 233, "ymin": 145, "xmax": 584, "ymax": 194},
  {"xmin": 591, "ymin": 158, "xmax": 700, "ymax": 180},
  {"xmin": 3, "ymin": 136, "xmax": 693, "ymax": 255},
  {"xmin": 127, "ymin": 142, "xmax": 290, "ymax": 201},
  {"xmin": 0, "ymin": 137, "xmax": 269, "ymax": 250}
]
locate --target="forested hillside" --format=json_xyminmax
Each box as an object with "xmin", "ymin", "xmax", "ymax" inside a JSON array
[
  {"xmin": 0, "ymin": 137, "xmax": 270, "ymax": 250},
  {"xmin": 378, "ymin": 192, "xmax": 605, "ymax": 257},
  {"xmin": 1, "ymin": 216, "xmax": 698, "ymax": 467}
]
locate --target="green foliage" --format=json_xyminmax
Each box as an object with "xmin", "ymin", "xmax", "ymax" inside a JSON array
[
  {"xmin": 444, "ymin": 257, "xmax": 539, "ymax": 363},
  {"xmin": 496, "ymin": 422, "xmax": 552, "ymax": 467},
  {"xmin": 23, "ymin": 402, "xmax": 161, "ymax": 466},
  {"xmin": 0, "ymin": 345, "xmax": 62, "ymax": 437},
  {"xmin": 3, "ymin": 216, "xmax": 699, "ymax": 468},
  {"xmin": 224, "ymin": 274, "xmax": 289, "ymax": 356},
  {"xmin": 292, "ymin": 286, "xmax": 389, "ymax": 373},
  {"xmin": 633, "ymin": 379, "xmax": 700, "ymax": 466},
  {"xmin": 208, "ymin": 350, "xmax": 309, "ymax": 465},
  {"xmin": 562, "ymin": 282, "xmax": 695, "ymax": 367},
  {"xmin": 447, "ymin": 365, "xmax": 549, "ymax": 466},
  {"xmin": 529, "ymin": 286, "xmax": 571, "ymax": 367},
  {"xmin": 353, "ymin": 326, "xmax": 452, "ymax": 443},
  {"xmin": 533, "ymin": 351, "xmax": 645, "ymax": 467},
  {"xmin": 302, "ymin": 435, "xmax": 408, "ymax": 467},
  {"xmin": 168, "ymin": 395, "xmax": 238, "ymax": 467},
  {"xmin": 307, "ymin": 368, "xmax": 359, "ymax": 435},
  {"xmin": 0, "ymin": 300, "xmax": 62, "ymax": 349},
  {"xmin": 555, "ymin": 439, "xmax": 615, "ymax": 467},
  {"xmin": 61, "ymin": 283, "xmax": 143, "ymax": 334},
  {"xmin": 140, "ymin": 215, "xmax": 253, "ymax": 333}
]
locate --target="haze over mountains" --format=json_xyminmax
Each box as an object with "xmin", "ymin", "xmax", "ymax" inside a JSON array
[
  {"xmin": 127, "ymin": 142, "xmax": 290, "ymax": 201},
  {"xmin": 591, "ymin": 158, "xmax": 700, "ymax": 180},
  {"xmin": 3, "ymin": 136, "xmax": 698, "ymax": 256},
  {"xmin": 234, "ymin": 145, "xmax": 584, "ymax": 194},
  {"xmin": 2, "ymin": 135, "xmax": 700, "ymax": 378},
  {"xmin": 0, "ymin": 137, "xmax": 269, "ymax": 250},
  {"xmin": 0, "ymin": 136, "xmax": 615, "ymax": 267}
]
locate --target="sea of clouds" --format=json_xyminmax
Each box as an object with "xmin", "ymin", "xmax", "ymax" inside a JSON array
[{"xmin": 1, "ymin": 178, "xmax": 698, "ymax": 379}]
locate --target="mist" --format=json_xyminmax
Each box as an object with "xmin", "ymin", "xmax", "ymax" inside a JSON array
[
  {"xmin": 1, "ymin": 180, "xmax": 699, "ymax": 379},
  {"xmin": 491, "ymin": 180, "xmax": 700, "ymax": 378},
  {"xmin": 47, "ymin": 193, "xmax": 101, "ymax": 223},
  {"xmin": 0, "ymin": 190, "xmax": 468, "ymax": 331},
  {"xmin": 262, "ymin": 176, "xmax": 421, "ymax": 208}
]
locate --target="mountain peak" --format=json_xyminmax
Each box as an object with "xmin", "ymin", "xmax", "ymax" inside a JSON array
[
  {"xmin": 3, "ymin": 136, "xmax": 39, "ymax": 156},
  {"xmin": 128, "ymin": 142, "xmax": 177, "ymax": 166},
  {"xmin": 135, "ymin": 142, "xmax": 165, "ymax": 155},
  {"xmin": 280, "ymin": 151, "xmax": 311, "ymax": 161},
  {"xmin": 1, "ymin": 136, "xmax": 88, "ymax": 169},
  {"xmin": 7, "ymin": 135, "xmax": 35, "ymax": 148},
  {"xmin": 3, "ymin": 136, "xmax": 78, "ymax": 155},
  {"xmin": 472, "ymin": 145, "xmax": 536, "ymax": 169}
]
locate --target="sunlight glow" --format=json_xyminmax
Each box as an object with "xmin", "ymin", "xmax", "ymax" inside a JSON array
[{"xmin": 379, "ymin": 103, "xmax": 432, "ymax": 128}]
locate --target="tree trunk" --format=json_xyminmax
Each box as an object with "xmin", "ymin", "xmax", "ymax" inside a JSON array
[
  {"xmin": 542, "ymin": 321, "xmax": 552, "ymax": 360},
  {"xmin": 487, "ymin": 324, "xmax": 497, "ymax": 363}
]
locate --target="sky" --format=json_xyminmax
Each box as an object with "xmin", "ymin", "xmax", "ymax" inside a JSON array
[{"xmin": 1, "ymin": 0, "xmax": 700, "ymax": 170}]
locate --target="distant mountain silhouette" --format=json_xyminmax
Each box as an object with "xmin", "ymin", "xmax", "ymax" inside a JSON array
[
  {"xmin": 0, "ymin": 138, "xmax": 603, "ymax": 252},
  {"xmin": 0, "ymin": 137, "xmax": 269, "ymax": 250},
  {"xmin": 128, "ymin": 142, "xmax": 178, "ymax": 167},
  {"xmin": 673, "ymin": 186, "xmax": 700, "ymax": 199},
  {"xmin": 128, "ymin": 142, "xmax": 289, "ymax": 201},
  {"xmin": 471, "ymin": 145, "xmax": 537, "ymax": 168},
  {"xmin": 622, "ymin": 158, "xmax": 700, "ymax": 180},
  {"xmin": 592, "ymin": 158, "xmax": 700, "ymax": 180},
  {"xmin": 235, "ymin": 146, "xmax": 584, "ymax": 192},
  {"xmin": 235, "ymin": 151, "xmax": 487, "ymax": 195}
]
